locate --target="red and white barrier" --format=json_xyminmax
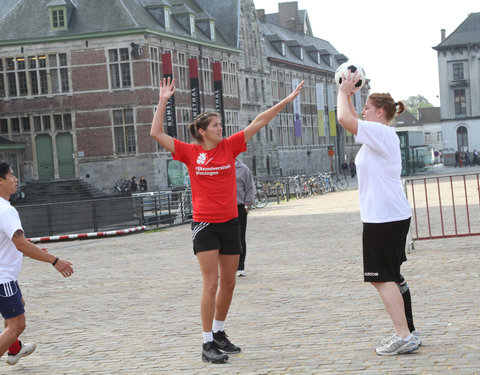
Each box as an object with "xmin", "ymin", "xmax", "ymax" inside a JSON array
[{"xmin": 28, "ymin": 226, "xmax": 146, "ymax": 243}]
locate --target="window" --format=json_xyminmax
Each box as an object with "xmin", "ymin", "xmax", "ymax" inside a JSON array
[
  {"xmin": 453, "ymin": 62, "xmax": 464, "ymax": 80},
  {"xmin": 0, "ymin": 119, "xmax": 8, "ymax": 134},
  {"xmin": 437, "ymin": 132, "xmax": 442, "ymax": 142},
  {"xmin": 113, "ymin": 109, "xmax": 136, "ymax": 154},
  {"xmin": 49, "ymin": 54, "xmax": 69, "ymax": 93},
  {"xmin": 189, "ymin": 14, "xmax": 196, "ymax": 36},
  {"xmin": 22, "ymin": 117, "xmax": 30, "ymax": 133},
  {"xmin": 51, "ymin": 8, "xmax": 66, "ymax": 29},
  {"xmin": 200, "ymin": 57, "xmax": 212, "ymax": 94},
  {"xmin": 108, "ymin": 48, "xmax": 131, "ymax": 89},
  {"xmin": 165, "ymin": 7, "xmax": 171, "ymax": 31},
  {"xmin": 281, "ymin": 42, "xmax": 286, "ymax": 56},
  {"xmin": 424, "ymin": 132, "xmax": 431, "ymax": 143},
  {"xmin": 454, "ymin": 89, "xmax": 466, "ymax": 115},
  {"xmin": 271, "ymin": 70, "xmax": 278, "ymax": 100},
  {"xmin": 150, "ymin": 47, "xmax": 161, "ymax": 86},
  {"xmin": 0, "ymin": 59, "xmax": 4, "ymax": 97},
  {"xmin": 457, "ymin": 126, "xmax": 468, "ymax": 152},
  {"xmin": 178, "ymin": 108, "xmax": 192, "ymax": 143},
  {"xmin": 224, "ymin": 110, "xmax": 239, "ymax": 138},
  {"xmin": 209, "ymin": 20, "xmax": 215, "ymax": 40},
  {"xmin": 175, "ymin": 52, "xmax": 188, "ymax": 91},
  {"xmin": 221, "ymin": 61, "xmax": 238, "ymax": 97}
]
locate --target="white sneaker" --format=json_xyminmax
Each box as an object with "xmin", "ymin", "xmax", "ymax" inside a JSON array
[
  {"xmin": 376, "ymin": 335, "xmax": 419, "ymax": 356},
  {"xmin": 382, "ymin": 330, "xmax": 422, "ymax": 347},
  {"xmin": 6, "ymin": 342, "xmax": 36, "ymax": 365},
  {"xmin": 236, "ymin": 270, "xmax": 246, "ymax": 277}
]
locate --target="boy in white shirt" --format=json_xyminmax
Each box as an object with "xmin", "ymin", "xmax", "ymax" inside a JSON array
[{"xmin": 0, "ymin": 161, "xmax": 74, "ymax": 365}]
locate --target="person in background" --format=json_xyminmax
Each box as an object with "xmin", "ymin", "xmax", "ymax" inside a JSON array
[
  {"xmin": 235, "ymin": 159, "xmax": 256, "ymax": 277},
  {"xmin": 130, "ymin": 176, "xmax": 137, "ymax": 192},
  {"xmin": 139, "ymin": 176, "xmax": 148, "ymax": 192},
  {"xmin": 336, "ymin": 71, "xmax": 420, "ymax": 356}
]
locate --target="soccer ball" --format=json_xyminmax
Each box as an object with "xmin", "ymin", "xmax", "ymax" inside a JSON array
[{"xmin": 335, "ymin": 62, "xmax": 366, "ymax": 89}]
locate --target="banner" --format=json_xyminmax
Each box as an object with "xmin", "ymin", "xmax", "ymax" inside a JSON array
[
  {"xmin": 316, "ymin": 83, "xmax": 325, "ymax": 137},
  {"xmin": 292, "ymin": 78, "xmax": 302, "ymax": 137},
  {"xmin": 327, "ymin": 84, "xmax": 336, "ymax": 137},
  {"xmin": 189, "ymin": 58, "xmax": 201, "ymax": 119},
  {"xmin": 212, "ymin": 61, "xmax": 225, "ymax": 134},
  {"xmin": 161, "ymin": 53, "xmax": 177, "ymax": 137}
]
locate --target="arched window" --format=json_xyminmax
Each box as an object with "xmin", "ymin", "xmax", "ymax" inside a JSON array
[{"xmin": 456, "ymin": 125, "xmax": 468, "ymax": 152}]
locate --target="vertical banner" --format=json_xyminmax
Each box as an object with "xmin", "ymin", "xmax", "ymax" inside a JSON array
[
  {"xmin": 316, "ymin": 82, "xmax": 325, "ymax": 137},
  {"xmin": 161, "ymin": 53, "xmax": 177, "ymax": 137},
  {"xmin": 327, "ymin": 84, "xmax": 336, "ymax": 137},
  {"xmin": 292, "ymin": 78, "xmax": 302, "ymax": 137},
  {"xmin": 212, "ymin": 61, "xmax": 225, "ymax": 134},
  {"xmin": 189, "ymin": 58, "xmax": 201, "ymax": 119}
]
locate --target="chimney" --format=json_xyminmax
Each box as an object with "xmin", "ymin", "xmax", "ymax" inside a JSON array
[
  {"xmin": 441, "ymin": 29, "xmax": 446, "ymax": 42},
  {"xmin": 278, "ymin": 1, "xmax": 298, "ymax": 31},
  {"xmin": 257, "ymin": 9, "xmax": 265, "ymax": 22}
]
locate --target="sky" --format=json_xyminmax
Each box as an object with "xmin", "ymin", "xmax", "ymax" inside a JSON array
[{"xmin": 253, "ymin": 0, "xmax": 480, "ymax": 106}]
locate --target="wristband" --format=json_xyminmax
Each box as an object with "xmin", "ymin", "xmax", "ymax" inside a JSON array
[{"xmin": 52, "ymin": 257, "xmax": 59, "ymax": 266}]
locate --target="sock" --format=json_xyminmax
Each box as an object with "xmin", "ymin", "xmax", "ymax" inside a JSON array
[
  {"xmin": 203, "ymin": 331, "xmax": 213, "ymax": 344},
  {"xmin": 212, "ymin": 319, "xmax": 225, "ymax": 333},
  {"xmin": 8, "ymin": 339, "xmax": 21, "ymax": 355},
  {"xmin": 400, "ymin": 284, "xmax": 416, "ymax": 332}
]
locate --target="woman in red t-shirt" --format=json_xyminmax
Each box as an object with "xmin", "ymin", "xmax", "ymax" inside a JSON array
[{"xmin": 151, "ymin": 77, "xmax": 303, "ymax": 363}]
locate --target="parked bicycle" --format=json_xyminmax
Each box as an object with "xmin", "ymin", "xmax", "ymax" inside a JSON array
[
  {"xmin": 110, "ymin": 179, "xmax": 131, "ymax": 194},
  {"xmin": 252, "ymin": 188, "xmax": 268, "ymax": 209}
]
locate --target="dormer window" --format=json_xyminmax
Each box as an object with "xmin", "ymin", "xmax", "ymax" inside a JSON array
[
  {"xmin": 281, "ymin": 42, "xmax": 286, "ymax": 56},
  {"xmin": 189, "ymin": 14, "xmax": 195, "ymax": 36},
  {"xmin": 299, "ymin": 47, "xmax": 304, "ymax": 60},
  {"xmin": 210, "ymin": 20, "xmax": 215, "ymax": 41},
  {"xmin": 316, "ymin": 52, "xmax": 321, "ymax": 64},
  {"xmin": 47, "ymin": 0, "xmax": 73, "ymax": 31},
  {"xmin": 165, "ymin": 7, "xmax": 171, "ymax": 31}
]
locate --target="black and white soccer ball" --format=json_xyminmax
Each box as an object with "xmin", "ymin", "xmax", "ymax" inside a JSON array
[{"xmin": 335, "ymin": 61, "xmax": 366, "ymax": 89}]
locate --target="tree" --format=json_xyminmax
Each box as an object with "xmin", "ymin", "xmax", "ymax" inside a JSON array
[{"xmin": 404, "ymin": 95, "xmax": 433, "ymax": 118}]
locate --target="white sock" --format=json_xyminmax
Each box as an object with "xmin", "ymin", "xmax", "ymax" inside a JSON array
[
  {"xmin": 403, "ymin": 334, "xmax": 413, "ymax": 341},
  {"xmin": 203, "ymin": 331, "xmax": 213, "ymax": 343},
  {"xmin": 212, "ymin": 319, "xmax": 225, "ymax": 333}
]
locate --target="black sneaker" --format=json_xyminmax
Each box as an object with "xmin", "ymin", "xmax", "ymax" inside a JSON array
[
  {"xmin": 213, "ymin": 331, "xmax": 241, "ymax": 354},
  {"xmin": 202, "ymin": 341, "xmax": 229, "ymax": 363}
]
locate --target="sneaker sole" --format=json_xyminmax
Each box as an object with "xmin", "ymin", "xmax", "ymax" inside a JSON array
[
  {"xmin": 376, "ymin": 343, "xmax": 420, "ymax": 356},
  {"xmin": 6, "ymin": 345, "xmax": 37, "ymax": 365},
  {"xmin": 201, "ymin": 353, "xmax": 229, "ymax": 363},
  {"xmin": 219, "ymin": 348, "xmax": 241, "ymax": 354}
]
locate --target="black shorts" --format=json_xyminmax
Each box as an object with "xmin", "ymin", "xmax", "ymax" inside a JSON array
[
  {"xmin": 362, "ymin": 218, "xmax": 411, "ymax": 282},
  {"xmin": 191, "ymin": 218, "xmax": 241, "ymax": 255}
]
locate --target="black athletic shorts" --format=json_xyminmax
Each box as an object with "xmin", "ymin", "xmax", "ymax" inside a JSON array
[
  {"xmin": 191, "ymin": 218, "xmax": 241, "ymax": 255},
  {"xmin": 362, "ymin": 218, "xmax": 411, "ymax": 282}
]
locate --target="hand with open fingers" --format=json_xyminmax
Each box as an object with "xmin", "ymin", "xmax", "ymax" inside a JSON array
[
  {"xmin": 159, "ymin": 77, "xmax": 176, "ymax": 102},
  {"xmin": 339, "ymin": 71, "xmax": 361, "ymax": 96},
  {"xmin": 54, "ymin": 258, "xmax": 74, "ymax": 278},
  {"xmin": 286, "ymin": 80, "xmax": 304, "ymax": 103}
]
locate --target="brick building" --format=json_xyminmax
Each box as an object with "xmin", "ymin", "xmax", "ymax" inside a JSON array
[{"xmin": 0, "ymin": 0, "xmax": 366, "ymax": 191}]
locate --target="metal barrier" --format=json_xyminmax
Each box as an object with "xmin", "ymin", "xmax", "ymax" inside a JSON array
[
  {"xmin": 404, "ymin": 172, "xmax": 480, "ymax": 248},
  {"xmin": 132, "ymin": 189, "xmax": 193, "ymax": 228}
]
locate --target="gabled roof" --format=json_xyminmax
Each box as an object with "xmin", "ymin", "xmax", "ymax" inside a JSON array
[
  {"xmin": 394, "ymin": 110, "xmax": 422, "ymax": 127},
  {"xmin": 259, "ymin": 20, "xmax": 343, "ymax": 73},
  {"xmin": 0, "ymin": 0, "xmax": 235, "ymax": 48},
  {"xmin": 434, "ymin": 12, "xmax": 480, "ymax": 50},
  {"xmin": 0, "ymin": 0, "xmax": 21, "ymax": 19}
]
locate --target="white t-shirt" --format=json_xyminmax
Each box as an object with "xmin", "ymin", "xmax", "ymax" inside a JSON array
[
  {"xmin": 354, "ymin": 120, "xmax": 412, "ymax": 223},
  {"xmin": 0, "ymin": 197, "xmax": 23, "ymax": 282}
]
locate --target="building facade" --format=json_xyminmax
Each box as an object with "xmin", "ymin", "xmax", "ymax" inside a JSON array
[
  {"xmin": 0, "ymin": 0, "xmax": 366, "ymax": 192},
  {"xmin": 434, "ymin": 12, "xmax": 480, "ymax": 164}
]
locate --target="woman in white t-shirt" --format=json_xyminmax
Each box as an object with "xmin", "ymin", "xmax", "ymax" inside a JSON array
[{"xmin": 336, "ymin": 71, "xmax": 420, "ymax": 356}]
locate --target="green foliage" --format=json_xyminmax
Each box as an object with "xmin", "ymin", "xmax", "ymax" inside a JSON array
[{"xmin": 404, "ymin": 95, "xmax": 433, "ymax": 118}]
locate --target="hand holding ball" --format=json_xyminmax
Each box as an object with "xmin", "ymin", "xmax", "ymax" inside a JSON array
[{"xmin": 335, "ymin": 62, "xmax": 366, "ymax": 89}]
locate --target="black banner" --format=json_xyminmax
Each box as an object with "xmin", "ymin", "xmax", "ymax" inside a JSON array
[
  {"xmin": 212, "ymin": 61, "xmax": 225, "ymax": 135},
  {"xmin": 189, "ymin": 58, "xmax": 201, "ymax": 120},
  {"xmin": 161, "ymin": 53, "xmax": 177, "ymax": 137}
]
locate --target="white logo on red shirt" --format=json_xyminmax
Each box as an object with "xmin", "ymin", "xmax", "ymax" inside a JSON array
[{"xmin": 197, "ymin": 153, "xmax": 213, "ymax": 166}]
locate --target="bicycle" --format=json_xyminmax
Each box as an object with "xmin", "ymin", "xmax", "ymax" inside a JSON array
[
  {"xmin": 252, "ymin": 188, "xmax": 268, "ymax": 209},
  {"xmin": 330, "ymin": 172, "xmax": 349, "ymax": 191}
]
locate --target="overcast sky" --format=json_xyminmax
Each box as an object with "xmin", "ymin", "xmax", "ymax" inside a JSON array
[{"xmin": 253, "ymin": 0, "xmax": 479, "ymax": 106}]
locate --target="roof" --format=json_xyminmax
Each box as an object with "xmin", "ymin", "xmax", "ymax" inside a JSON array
[
  {"xmin": 434, "ymin": 12, "xmax": 480, "ymax": 50},
  {"xmin": 394, "ymin": 110, "xmax": 422, "ymax": 127},
  {"xmin": 0, "ymin": 0, "xmax": 236, "ymax": 48},
  {"xmin": 418, "ymin": 107, "xmax": 441, "ymax": 124},
  {"xmin": 259, "ymin": 19, "xmax": 343, "ymax": 73}
]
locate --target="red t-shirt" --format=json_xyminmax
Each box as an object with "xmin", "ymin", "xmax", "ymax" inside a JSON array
[{"xmin": 172, "ymin": 131, "xmax": 247, "ymax": 223}]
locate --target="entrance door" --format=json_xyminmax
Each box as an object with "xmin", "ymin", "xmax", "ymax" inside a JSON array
[
  {"xmin": 56, "ymin": 133, "xmax": 75, "ymax": 178},
  {"xmin": 35, "ymin": 135, "xmax": 54, "ymax": 180}
]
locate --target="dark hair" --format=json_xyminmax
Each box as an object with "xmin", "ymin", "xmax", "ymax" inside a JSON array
[
  {"xmin": 368, "ymin": 93, "xmax": 405, "ymax": 122},
  {"xmin": 188, "ymin": 112, "xmax": 220, "ymax": 143},
  {"xmin": 0, "ymin": 161, "xmax": 11, "ymax": 180}
]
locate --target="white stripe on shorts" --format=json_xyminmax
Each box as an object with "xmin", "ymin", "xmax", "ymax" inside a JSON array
[
  {"xmin": 1, "ymin": 282, "xmax": 17, "ymax": 297},
  {"xmin": 192, "ymin": 222, "xmax": 210, "ymax": 241}
]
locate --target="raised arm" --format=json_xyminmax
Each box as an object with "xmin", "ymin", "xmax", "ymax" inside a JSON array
[
  {"xmin": 244, "ymin": 81, "xmax": 304, "ymax": 143},
  {"xmin": 337, "ymin": 72, "xmax": 361, "ymax": 135},
  {"xmin": 150, "ymin": 77, "xmax": 176, "ymax": 153}
]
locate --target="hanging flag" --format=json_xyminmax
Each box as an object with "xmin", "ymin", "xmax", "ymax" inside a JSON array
[
  {"xmin": 292, "ymin": 78, "xmax": 302, "ymax": 137},
  {"xmin": 189, "ymin": 58, "xmax": 201, "ymax": 119},
  {"xmin": 212, "ymin": 61, "xmax": 226, "ymax": 134},
  {"xmin": 316, "ymin": 83, "xmax": 325, "ymax": 137},
  {"xmin": 327, "ymin": 84, "xmax": 336, "ymax": 137},
  {"xmin": 161, "ymin": 52, "xmax": 177, "ymax": 137}
]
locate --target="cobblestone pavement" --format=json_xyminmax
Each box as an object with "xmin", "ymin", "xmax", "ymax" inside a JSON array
[{"xmin": 1, "ymin": 188, "xmax": 479, "ymax": 374}]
